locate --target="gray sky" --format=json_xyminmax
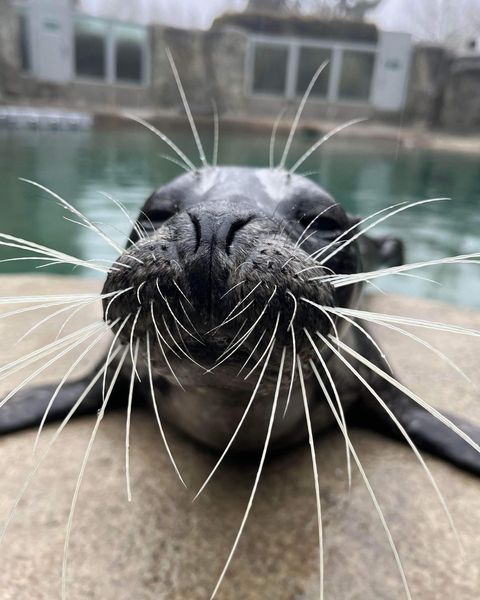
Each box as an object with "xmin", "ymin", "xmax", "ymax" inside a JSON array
[
  {"xmin": 78, "ymin": 0, "xmax": 480, "ymax": 46},
  {"xmin": 369, "ymin": 0, "xmax": 480, "ymax": 48},
  {"xmin": 78, "ymin": 0, "xmax": 248, "ymax": 28}
]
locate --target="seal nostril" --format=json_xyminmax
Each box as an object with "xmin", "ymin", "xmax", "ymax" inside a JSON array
[
  {"xmin": 188, "ymin": 214, "xmax": 201, "ymax": 253},
  {"xmin": 225, "ymin": 217, "xmax": 253, "ymax": 255}
]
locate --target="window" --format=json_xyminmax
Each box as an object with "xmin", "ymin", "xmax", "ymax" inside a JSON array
[
  {"xmin": 296, "ymin": 46, "xmax": 331, "ymax": 98},
  {"xmin": 74, "ymin": 17, "xmax": 107, "ymax": 79},
  {"xmin": 114, "ymin": 24, "xmax": 146, "ymax": 84},
  {"xmin": 252, "ymin": 43, "xmax": 288, "ymax": 95},
  {"xmin": 338, "ymin": 50, "xmax": 375, "ymax": 101},
  {"xmin": 18, "ymin": 12, "xmax": 30, "ymax": 72}
]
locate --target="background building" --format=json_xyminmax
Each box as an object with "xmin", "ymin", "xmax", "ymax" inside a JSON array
[{"xmin": 0, "ymin": 0, "xmax": 479, "ymax": 130}]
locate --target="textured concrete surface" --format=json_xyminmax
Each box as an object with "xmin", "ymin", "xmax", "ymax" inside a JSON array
[{"xmin": 0, "ymin": 275, "xmax": 479, "ymax": 599}]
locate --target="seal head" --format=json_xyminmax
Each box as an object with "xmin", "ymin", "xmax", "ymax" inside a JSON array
[{"xmin": 102, "ymin": 166, "xmax": 361, "ymax": 392}]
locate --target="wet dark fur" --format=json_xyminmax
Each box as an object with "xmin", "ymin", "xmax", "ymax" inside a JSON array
[{"xmin": 2, "ymin": 166, "xmax": 480, "ymax": 473}]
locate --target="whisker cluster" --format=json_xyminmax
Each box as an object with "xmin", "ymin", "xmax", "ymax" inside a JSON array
[{"xmin": 0, "ymin": 49, "xmax": 478, "ymax": 600}]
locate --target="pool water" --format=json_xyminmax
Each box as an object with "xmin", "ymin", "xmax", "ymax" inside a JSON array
[{"xmin": 1, "ymin": 125, "xmax": 479, "ymax": 308}]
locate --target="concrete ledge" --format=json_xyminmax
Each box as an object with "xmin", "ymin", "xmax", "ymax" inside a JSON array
[{"xmin": 0, "ymin": 275, "xmax": 479, "ymax": 599}]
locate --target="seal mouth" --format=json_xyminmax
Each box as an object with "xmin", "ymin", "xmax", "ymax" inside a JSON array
[{"xmin": 101, "ymin": 228, "xmax": 335, "ymax": 381}]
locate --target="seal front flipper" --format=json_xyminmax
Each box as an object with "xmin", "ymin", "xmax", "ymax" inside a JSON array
[
  {"xmin": 349, "ymin": 330, "xmax": 480, "ymax": 476},
  {"xmin": 396, "ymin": 406, "xmax": 480, "ymax": 477},
  {"xmin": 0, "ymin": 360, "xmax": 130, "ymax": 435}
]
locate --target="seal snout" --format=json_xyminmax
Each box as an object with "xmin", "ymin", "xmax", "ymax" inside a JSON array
[
  {"xmin": 182, "ymin": 208, "xmax": 256, "ymax": 314},
  {"xmin": 186, "ymin": 210, "xmax": 254, "ymax": 256}
]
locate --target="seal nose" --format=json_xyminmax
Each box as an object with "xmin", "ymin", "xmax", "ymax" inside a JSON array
[{"xmin": 188, "ymin": 212, "xmax": 253, "ymax": 255}]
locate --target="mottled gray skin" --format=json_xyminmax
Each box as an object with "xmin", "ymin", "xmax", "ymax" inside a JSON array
[{"xmin": 2, "ymin": 166, "xmax": 480, "ymax": 473}]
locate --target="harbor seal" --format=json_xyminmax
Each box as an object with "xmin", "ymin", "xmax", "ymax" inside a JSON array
[
  {"xmin": 1, "ymin": 165, "xmax": 480, "ymax": 475},
  {"xmin": 1, "ymin": 162, "xmax": 480, "ymax": 600}
]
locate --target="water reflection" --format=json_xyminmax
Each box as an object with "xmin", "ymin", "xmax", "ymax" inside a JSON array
[{"xmin": 0, "ymin": 126, "xmax": 479, "ymax": 308}]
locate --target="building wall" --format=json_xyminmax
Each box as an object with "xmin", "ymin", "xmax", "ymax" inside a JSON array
[
  {"xmin": 206, "ymin": 27, "xmax": 249, "ymax": 114},
  {"xmin": 0, "ymin": 0, "xmax": 20, "ymax": 99},
  {"xmin": 150, "ymin": 26, "xmax": 249, "ymax": 115},
  {"xmin": 440, "ymin": 58, "xmax": 480, "ymax": 131},
  {"xmin": 5, "ymin": 5, "xmax": 480, "ymax": 131},
  {"xmin": 404, "ymin": 44, "xmax": 452, "ymax": 126}
]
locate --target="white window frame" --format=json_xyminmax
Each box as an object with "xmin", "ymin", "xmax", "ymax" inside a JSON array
[
  {"xmin": 245, "ymin": 33, "xmax": 378, "ymax": 105},
  {"xmin": 73, "ymin": 15, "xmax": 150, "ymax": 88}
]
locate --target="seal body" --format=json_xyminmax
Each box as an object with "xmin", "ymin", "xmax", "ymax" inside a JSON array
[{"xmin": 2, "ymin": 166, "xmax": 480, "ymax": 474}]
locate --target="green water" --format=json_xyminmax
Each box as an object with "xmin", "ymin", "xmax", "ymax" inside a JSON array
[{"xmin": 1, "ymin": 125, "xmax": 479, "ymax": 308}]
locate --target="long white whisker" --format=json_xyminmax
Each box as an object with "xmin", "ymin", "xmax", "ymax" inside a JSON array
[
  {"xmin": 301, "ymin": 201, "xmax": 407, "ymax": 267},
  {"xmin": 244, "ymin": 312, "xmax": 280, "ymax": 380},
  {"xmin": 122, "ymin": 113, "xmax": 195, "ymax": 172},
  {"xmin": 224, "ymin": 319, "xmax": 248, "ymax": 356},
  {"xmin": 149, "ymin": 304, "xmax": 180, "ymax": 359},
  {"xmin": 211, "ymin": 286, "xmax": 277, "ymax": 369},
  {"xmin": 325, "ymin": 309, "xmax": 391, "ymax": 372},
  {"xmin": 0, "ymin": 234, "xmax": 109, "ymax": 274},
  {"xmin": 173, "ymin": 281, "xmax": 193, "ymax": 307},
  {"xmin": 319, "ymin": 198, "xmax": 449, "ymax": 266},
  {"xmin": 62, "ymin": 346, "xmax": 128, "ymax": 600},
  {"xmin": 193, "ymin": 337, "xmax": 276, "ymax": 501},
  {"xmin": 150, "ymin": 303, "xmax": 184, "ymax": 390},
  {"xmin": 156, "ymin": 279, "xmax": 203, "ymax": 343},
  {"xmin": 33, "ymin": 325, "xmax": 113, "ymax": 454},
  {"xmin": 269, "ymin": 108, "xmax": 286, "ymax": 169},
  {"xmin": 395, "ymin": 272, "xmax": 441, "ymax": 286},
  {"xmin": 213, "ymin": 299, "xmax": 256, "ymax": 333},
  {"xmin": 280, "ymin": 60, "xmax": 329, "ymax": 169},
  {"xmin": 158, "ymin": 153, "xmax": 191, "ymax": 173},
  {"xmin": 16, "ymin": 297, "xmax": 100, "ymax": 345},
  {"xmin": 292, "ymin": 204, "xmax": 339, "ymax": 254},
  {"xmin": 319, "ymin": 333, "xmax": 462, "ymax": 552},
  {"xmin": 302, "ymin": 300, "xmax": 480, "ymax": 338},
  {"xmin": 166, "ymin": 47, "xmax": 207, "ymax": 169},
  {"xmin": 104, "ymin": 287, "xmax": 134, "ymax": 323},
  {"xmin": 323, "ymin": 306, "xmax": 470, "ymax": 384},
  {"xmin": 304, "ymin": 329, "xmax": 351, "ymax": 489},
  {"xmin": 178, "ymin": 299, "xmax": 202, "ymax": 337},
  {"xmin": 0, "ymin": 345, "xmax": 123, "ymax": 544},
  {"xmin": 290, "ymin": 118, "xmax": 367, "ymax": 174},
  {"xmin": 212, "ymin": 98, "xmax": 219, "ymax": 168},
  {"xmin": 125, "ymin": 339, "xmax": 139, "ymax": 502},
  {"xmin": 210, "ymin": 345, "xmax": 284, "ymax": 600},
  {"xmin": 0, "ymin": 293, "xmax": 105, "ymax": 306},
  {"xmin": 0, "ymin": 322, "xmax": 105, "ymax": 388},
  {"xmin": 55, "ymin": 298, "xmax": 106, "ymax": 341},
  {"xmin": 19, "ymin": 178, "xmax": 126, "ymax": 257},
  {"xmin": 0, "ymin": 299, "xmax": 95, "ymax": 325},
  {"xmin": 297, "ymin": 357, "xmax": 324, "ymax": 600},
  {"xmin": 329, "ymin": 335, "xmax": 480, "ymax": 457},
  {"xmin": 62, "ymin": 216, "xmax": 139, "ymax": 256},
  {"xmin": 308, "ymin": 359, "xmax": 412, "ymax": 600},
  {"xmin": 129, "ymin": 308, "xmax": 142, "ymax": 381},
  {"xmin": 102, "ymin": 315, "xmax": 131, "ymax": 402},
  {"xmin": 210, "ymin": 282, "xmax": 262, "ymax": 333},
  {"xmin": 146, "ymin": 332, "xmax": 186, "ymax": 485},
  {"xmin": 322, "ymin": 253, "xmax": 480, "ymax": 287},
  {"xmin": 283, "ymin": 325, "xmax": 296, "ymax": 417},
  {"xmin": 237, "ymin": 329, "xmax": 266, "ymax": 376},
  {"xmin": 0, "ymin": 256, "xmax": 121, "ymax": 272},
  {"xmin": 220, "ymin": 280, "xmax": 245, "ymax": 300},
  {"xmin": 0, "ymin": 325, "xmax": 105, "ymax": 411},
  {"xmin": 162, "ymin": 315, "xmax": 204, "ymax": 369},
  {"xmin": 97, "ymin": 191, "xmax": 145, "ymax": 241}
]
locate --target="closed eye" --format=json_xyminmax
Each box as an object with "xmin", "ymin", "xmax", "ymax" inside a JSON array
[
  {"xmin": 146, "ymin": 207, "xmax": 177, "ymax": 223},
  {"xmin": 299, "ymin": 214, "xmax": 340, "ymax": 232}
]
